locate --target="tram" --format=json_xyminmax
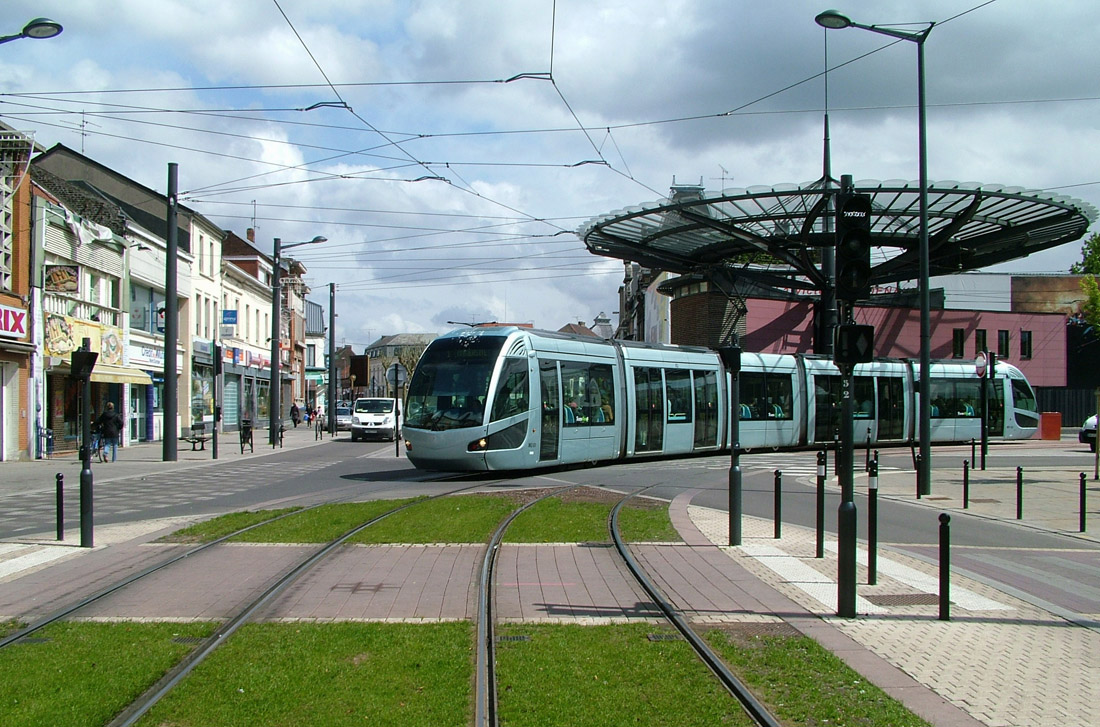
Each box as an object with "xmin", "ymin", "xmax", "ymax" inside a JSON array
[{"xmin": 402, "ymin": 327, "xmax": 1039, "ymax": 472}]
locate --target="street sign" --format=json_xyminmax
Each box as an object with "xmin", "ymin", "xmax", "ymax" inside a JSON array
[
  {"xmin": 975, "ymin": 352, "xmax": 987, "ymax": 377},
  {"xmin": 386, "ymin": 363, "xmax": 408, "ymax": 387},
  {"xmin": 222, "ymin": 309, "xmax": 238, "ymax": 325}
]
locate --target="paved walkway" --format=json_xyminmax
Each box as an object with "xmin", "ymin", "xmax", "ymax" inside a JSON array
[{"xmin": 1, "ymin": 431, "xmax": 1097, "ymax": 727}]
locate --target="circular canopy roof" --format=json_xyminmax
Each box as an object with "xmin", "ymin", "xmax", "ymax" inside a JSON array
[{"xmin": 577, "ymin": 178, "xmax": 1097, "ymax": 297}]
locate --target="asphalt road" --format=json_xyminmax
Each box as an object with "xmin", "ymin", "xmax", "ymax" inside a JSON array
[{"xmin": 2, "ymin": 437, "xmax": 1097, "ymax": 623}]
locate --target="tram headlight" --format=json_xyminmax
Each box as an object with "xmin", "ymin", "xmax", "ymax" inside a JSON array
[{"xmin": 467, "ymin": 437, "xmax": 488, "ymax": 452}]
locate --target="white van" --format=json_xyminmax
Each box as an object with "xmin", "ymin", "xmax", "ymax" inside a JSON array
[{"xmin": 351, "ymin": 397, "xmax": 401, "ymax": 441}]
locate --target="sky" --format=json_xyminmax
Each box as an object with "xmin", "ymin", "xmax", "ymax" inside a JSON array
[{"xmin": 3, "ymin": 0, "xmax": 1099, "ymax": 350}]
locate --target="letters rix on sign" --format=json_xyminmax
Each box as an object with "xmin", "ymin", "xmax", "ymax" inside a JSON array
[{"xmin": 0, "ymin": 304, "xmax": 28, "ymax": 338}]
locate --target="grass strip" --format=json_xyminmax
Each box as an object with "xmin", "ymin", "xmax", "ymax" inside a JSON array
[
  {"xmin": 348, "ymin": 494, "xmax": 519, "ymax": 544},
  {"xmin": 495, "ymin": 623, "xmax": 755, "ymax": 727},
  {"xmin": 617, "ymin": 502, "xmax": 680, "ymax": 542},
  {"xmin": 137, "ymin": 622, "xmax": 471, "ymax": 727},
  {"xmin": 161, "ymin": 507, "xmax": 302, "ymax": 543},
  {"xmin": 0, "ymin": 621, "xmax": 214, "ymax": 727},
  {"xmin": 505, "ymin": 497, "xmax": 612, "ymax": 542},
  {"xmin": 227, "ymin": 499, "xmax": 419, "ymax": 543},
  {"xmin": 705, "ymin": 629, "xmax": 932, "ymax": 727}
]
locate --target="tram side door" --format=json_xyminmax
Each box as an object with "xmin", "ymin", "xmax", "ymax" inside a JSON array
[
  {"xmin": 539, "ymin": 360, "xmax": 559, "ymax": 462},
  {"xmin": 877, "ymin": 377, "xmax": 905, "ymax": 440}
]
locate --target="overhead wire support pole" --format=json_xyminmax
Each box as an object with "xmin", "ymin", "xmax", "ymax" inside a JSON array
[{"xmin": 163, "ymin": 163, "xmax": 179, "ymax": 461}]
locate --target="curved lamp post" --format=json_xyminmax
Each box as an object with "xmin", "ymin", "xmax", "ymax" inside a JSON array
[
  {"xmin": 816, "ymin": 9, "xmax": 935, "ymax": 499},
  {"xmin": 270, "ymin": 235, "xmax": 327, "ymax": 445},
  {"xmin": 0, "ymin": 18, "xmax": 63, "ymax": 44}
]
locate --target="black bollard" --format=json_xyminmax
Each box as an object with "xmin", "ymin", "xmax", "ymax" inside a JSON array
[
  {"xmin": 865, "ymin": 427, "xmax": 872, "ymax": 472},
  {"xmin": 1081, "ymin": 472, "xmax": 1088, "ymax": 533},
  {"xmin": 915, "ymin": 454, "xmax": 923, "ymax": 499},
  {"xmin": 963, "ymin": 459, "xmax": 970, "ymax": 509},
  {"xmin": 939, "ymin": 513, "xmax": 951, "ymax": 621},
  {"xmin": 970, "ymin": 438, "xmax": 976, "ymax": 469},
  {"xmin": 55, "ymin": 470, "xmax": 63, "ymax": 538},
  {"xmin": 1016, "ymin": 466, "xmax": 1023, "ymax": 520},
  {"xmin": 868, "ymin": 459, "xmax": 879, "ymax": 585},
  {"xmin": 816, "ymin": 451, "xmax": 826, "ymax": 559},
  {"xmin": 773, "ymin": 469, "xmax": 782, "ymax": 539}
]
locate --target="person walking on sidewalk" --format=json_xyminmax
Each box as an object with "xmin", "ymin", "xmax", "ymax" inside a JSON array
[
  {"xmin": 95, "ymin": 402, "xmax": 124, "ymax": 462},
  {"xmin": 290, "ymin": 402, "xmax": 301, "ymax": 428}
]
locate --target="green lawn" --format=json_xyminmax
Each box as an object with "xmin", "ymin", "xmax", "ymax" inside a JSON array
[
  {"xmin": 0, "ymin": 621, "xmax": 214, "ymax": 727},
  {"xmin": 136, "ymin": 622, "xmax": 472, "ymax": 727},
  {"xmin": 495, "ymin": 623, "xmax": 755, "ymax": 727}
]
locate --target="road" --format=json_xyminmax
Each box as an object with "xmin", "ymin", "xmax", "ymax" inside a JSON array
[{"xmin": 2, "ymin": 435, "xmax": 1097, "ymax": 625}]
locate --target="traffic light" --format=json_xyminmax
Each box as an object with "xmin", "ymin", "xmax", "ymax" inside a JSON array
[
  {"xmin": 835, "ymin": 192, "xmax": 872, "ymax": 301},
  {"xmin": 834, "ymin": 323, "xmax": 875, "ymax": 365}
]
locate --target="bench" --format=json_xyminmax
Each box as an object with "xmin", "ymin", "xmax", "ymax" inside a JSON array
[{"xmin": 181, "ymin": 423, "xmax": 211, "ymax": 451}]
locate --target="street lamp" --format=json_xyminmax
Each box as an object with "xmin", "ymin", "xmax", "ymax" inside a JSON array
[
  {"xmin": 269, "ymin": 235, "xmax": 327, "ymax": 445},
  {"xmin": 0, "ymin": 18, "xmax": 63, "ymax": 44},
  {"xmin": 816, "ymin": 10, "xmax": 935, "ymax": 498}
]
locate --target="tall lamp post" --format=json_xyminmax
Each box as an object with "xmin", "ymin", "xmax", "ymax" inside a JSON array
[
  {"xmin": 269, "ymin": 235, "xmax": 327, "ymax": 445},
  {"xmin": 816, "ymin": 9, "xmax": 935, "ymax": 496}
]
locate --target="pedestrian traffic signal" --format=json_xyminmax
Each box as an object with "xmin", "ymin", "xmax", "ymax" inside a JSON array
[{"xmin": 835, "ymin": 192, "xmax": 872, "ymax": 301}]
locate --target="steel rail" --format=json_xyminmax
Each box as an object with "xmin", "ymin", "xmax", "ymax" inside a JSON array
[{"xmin": 609, "ymin": 489, "xmax": 783, "ymax": 727}]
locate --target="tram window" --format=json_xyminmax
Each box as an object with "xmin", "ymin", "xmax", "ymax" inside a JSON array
[
  {"xmin": 765, "ymin": 374, "xmax": 793, "ymax": 420},
  {"xmin": 561, "ymin": 362, "xmax": 614, "ymax": 426},
  {"xmin": 853, "ymin": 376, "xmax": 874, "ymax": 419},
  {"xmin": 929, "ymin": 379, "xmax": 955, "ymax": 418},
  {"xmin": 740, "ymin": 372, "xmax": 766, "ymax": 420},
  {"xmin": 955, "ymin": 380, "xmax": 980, "ymax": 417},
  {"xmin": 1011, "ymin": 378, "xmax": 1037, "ymax": 414},
  {"xmin": 490, "ymin": 358, "xmax": 529, "ymax": 422},
  {"xmin": 666, "ymin": 369, "xmax": 692, "ymax": 423}
]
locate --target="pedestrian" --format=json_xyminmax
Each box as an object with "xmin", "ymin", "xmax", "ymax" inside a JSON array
[
  {"xmin": 290, "ymin": 402, "xmax": 301, "ymax": 428},
  {"xmin": 95, "ymin": 402, "xmax": 124, "ymax": 463}
]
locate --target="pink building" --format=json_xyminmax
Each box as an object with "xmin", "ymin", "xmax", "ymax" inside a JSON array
[{"xmin": 742, "ymin": 299, "xmax": 1065, "ymax": 387}]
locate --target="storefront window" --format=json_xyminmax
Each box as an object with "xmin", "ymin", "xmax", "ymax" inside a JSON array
[{"xmin": 191, "ymin": 364, "xmax": 214, "ymax": 423}]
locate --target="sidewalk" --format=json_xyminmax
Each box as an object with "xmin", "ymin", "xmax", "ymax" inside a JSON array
[{"xmin": 0, "ymin": 421, "xmax": 334, "ymax": 497}]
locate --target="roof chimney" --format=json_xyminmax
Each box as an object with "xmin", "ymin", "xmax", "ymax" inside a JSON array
[{"xmin": 246, "ymin": 227, "xmax": 255, "ymax": 242}]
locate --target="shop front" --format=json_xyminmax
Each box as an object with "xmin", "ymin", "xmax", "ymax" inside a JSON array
[
  {"xmin": 44, "ymin": 314, "xmax": 151, "ymax": 453},
  {"xmin": 221, "ymin": 345, "xmax": 270, "ymax": 432},
  {"xmin": 0, "ymin": 301, "xmax": 33, "ymax": 460},
  {"xmin": 192, "ymin": 339, "xmax": 215, "ymax": 428},
  {"xmin": 127, "ymin": 339, "xmax": 166, "ymax": 442}
]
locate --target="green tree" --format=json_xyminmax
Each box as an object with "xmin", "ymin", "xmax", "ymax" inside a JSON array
[
  {"xmin": 1070, "ymin": 231, "xmax": 1100, "ymax": 274},
  {"xmin": 1080, "ymin": 275, "xmax": 1100, "ymax": 332}
]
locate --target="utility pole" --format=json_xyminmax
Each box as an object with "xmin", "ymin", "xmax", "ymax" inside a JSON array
[
  {"xmin": 328, "ymin": 283, "xmax": 337, "ymax": 435},
  {"xmin": 163, "ymin": 163, "xmax": 178, "ymax": 461}
]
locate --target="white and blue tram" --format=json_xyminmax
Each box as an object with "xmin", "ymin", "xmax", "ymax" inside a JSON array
[{"xmin": 402, "ymin": 327, "xmax": 1039, "ymax": 472}]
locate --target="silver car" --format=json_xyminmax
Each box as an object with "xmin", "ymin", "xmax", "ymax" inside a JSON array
[
  {"xmin": 335, "ymin": 406, "xmax": 354, "ymax": 432},
  {"xmin": 1080, "ymin": 415, "xmax": 1096, "ymax": 452}
]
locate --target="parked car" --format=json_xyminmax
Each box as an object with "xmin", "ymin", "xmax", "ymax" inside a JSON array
[
  {"xmin": 1080, "ymin": 415, "xmax": 1097, "ymax": 452},
  {"xmin": 335, "ymin": 406, "xmax": 354, "ymax": 432},
  {"xmin": 351, "ymin": 397, "xmax": 400, "ymax": 441}
]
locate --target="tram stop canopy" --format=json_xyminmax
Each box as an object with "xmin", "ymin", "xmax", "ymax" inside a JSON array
[{"xmin": 576, "ymin": 178, "xmax": 1098, "ymax": 300}]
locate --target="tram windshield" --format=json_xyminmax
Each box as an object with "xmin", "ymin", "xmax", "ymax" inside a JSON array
[{"xmin": 405, "ymin": 334, "xmax": 506, "ymax": 430}]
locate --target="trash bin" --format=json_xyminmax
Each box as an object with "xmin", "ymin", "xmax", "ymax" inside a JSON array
[
  {"xmin": 239, "ymin": 418, "xmax": 254, "ymax": 453},
  {"xmin": 1039, "ymin": 412, "xmax": 1061, "ymax": 440}
]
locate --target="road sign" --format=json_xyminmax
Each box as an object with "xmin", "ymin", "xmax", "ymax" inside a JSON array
[
  {"xmin": 975, "ymin": 352, "xmax": 987, "ymax": 377},
  {"xmin": 386, "ymin": 363, "xmax": 408, "ymax": 387}
]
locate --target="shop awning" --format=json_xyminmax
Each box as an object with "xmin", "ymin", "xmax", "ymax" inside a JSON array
[{"xmin": 89, "ymin": 364, "xmax": 154, "ymax": 386}]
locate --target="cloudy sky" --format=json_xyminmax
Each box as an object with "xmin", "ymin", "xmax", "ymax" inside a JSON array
[{"xmin": 2, "ymin": 0, "xmax": 1098, "ymax": 348}]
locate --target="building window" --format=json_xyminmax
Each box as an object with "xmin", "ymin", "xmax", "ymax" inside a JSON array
[
  {"xmin": 998, "ymin": 329, "xmax": 1010, "ymax": 358},
  {"xmin": 1020, "ymin": 330, "xmax": 1032, "ymax": 360},
  {"xmin": 194, "ymin": 294, "xmax": 201, "ymax": 336},
  {"xmin": 0, "ymin": 159, "xmax": 13, "ymax": 291},
  {"xmin": 975, "ymin": 329, "xmax": 987, "ymax": 354},
  {"xmin": 952, "ymin": 329, "xmax": 965, "ymax": 358}
]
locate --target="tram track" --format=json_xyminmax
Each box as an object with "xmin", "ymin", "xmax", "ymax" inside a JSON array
[{"xmin": 473, "ymin": 484, "xmax": 783, "ymax": 727}]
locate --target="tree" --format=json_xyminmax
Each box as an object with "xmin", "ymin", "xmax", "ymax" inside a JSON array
[
  {"xmin": 1080, "ymin": 275, "xmax": 1100, "ymax": 332},
  {"xmin": 1070, "ymin": 231, "xmax": 1100, "ymax": 274}
]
